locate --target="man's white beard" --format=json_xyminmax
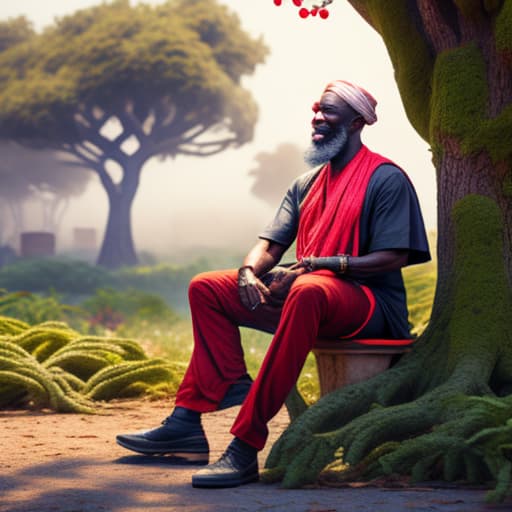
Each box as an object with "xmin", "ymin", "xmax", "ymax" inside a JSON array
[{"xmin": 304, "ymin": 126, "xmax": 348, "ymax": 168}]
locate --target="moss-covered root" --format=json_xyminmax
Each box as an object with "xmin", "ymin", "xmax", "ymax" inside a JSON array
[
  {"xmin": 266, "ymin": 378, "xmax": 379, "ymax": 473},
  {"xmin": 0, "ymin": 340, "xmax": 96, "ymax": 413},
  {"xmin": 267, "ymin": 393, "xmax": 439, "ymax": 488},
  {"xmin": 321, "ymin": 393, "xmax": 512, "ymax": 503},
  {"xmin": 84, "ymin": 359, "xmax": 185, "ymax": 400},
  {"xmin": 11, "ymin": 325, "xmax": 76, "ymax": 360},
  {"xmin": 284, "ymin": 384, "xmax": 308, "ymax": 422},
  {"xmin": 0, "ymin": 315, "xmax": 29, "ymax": 335},
  {"xmin": 266, "ymin": 358, "xmax": 419, "ymax": 473},
  {"xmin": 464, "ymin": 395, "xmax": 512, "ymax": 503}
]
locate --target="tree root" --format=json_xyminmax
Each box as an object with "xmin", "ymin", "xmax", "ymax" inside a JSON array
[
  {"xmin": 0, "ymin": 317, "xmax": 184, "ymax": 412},
  {"xmin": 264, "ymin": 357, "xmax": 512, "ymax": 502},
  {"xmin": 266, "ymin": 357, "xmax": 419, "ymax": 471}
]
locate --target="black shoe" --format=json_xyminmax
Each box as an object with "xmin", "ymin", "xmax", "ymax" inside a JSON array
[
  {"xmin": 191, "ymin": 449, "xmax": 258, "ymax": 488},
  {"xmin": 116, "ymin": 416, "xmax": 209, "ymax": 463},
  {"xmin": 218, "ymin": 374, "xmax": 253, "ymax": 410}
]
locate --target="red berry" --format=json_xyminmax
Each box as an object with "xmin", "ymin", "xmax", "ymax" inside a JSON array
[
  {"xmin": 298, "ymin": 7, "xmax": 309, "ymax": 18},
  {"xmin": 319, "ymin": 8, "xmax": 329, "ymax": 18},
  {"xmin": 292, "ymin": 0, "xmax": 303, "ymax": 6},
  {"xmin": 273, "ymin": 0, "xmax": 282, "ymax": 5},
  {"xmin": 310, "ymin": 8, "xmax": 318, "ymax": 16}
]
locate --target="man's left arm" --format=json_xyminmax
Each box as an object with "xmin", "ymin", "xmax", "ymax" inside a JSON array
[{"xmin": 294, "ymin": 249, "xmax": 409, "ymax": 277}]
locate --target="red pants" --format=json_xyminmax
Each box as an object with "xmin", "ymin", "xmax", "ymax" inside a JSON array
[{"xmin": 175, "ymin": 269, "xmax": 380, "ymax": 450}]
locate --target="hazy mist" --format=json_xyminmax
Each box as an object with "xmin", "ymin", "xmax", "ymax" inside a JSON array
[{"xmin": 0, "ymin": 1, "xmax": 437, "ymax": 261}]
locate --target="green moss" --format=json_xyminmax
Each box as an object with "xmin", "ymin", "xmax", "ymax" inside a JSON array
[
  {"xmin": 453, "ymin": 0, "xmax": 485, "ymax": 19},
  {"xmin": 431, "ymin": 43, "xmax": 486, "ymax": 143},
  {"xmin": 0, "ymin": 316, "xmax": 183, "ymax": 411},
  {"xmin": 0, "ymin": 315, "xmax": 29, "ymax": 335},
  {"xmin": 477, "ymin": 105, "xmax": 512, "ymax": 162},
  {"xmin": 85, "ymin": 358, "xmax": 179, "ymax": 400},
  {"xmin": 362, "ymin": 0, "xmax": 434, "ymax": 141},
  {"xmin": 447, "ymin": 195, "xmax": 509, "ymax": 371},
  {"xmin": 484, "ymin": 0, "xmax": 505, "ymax": 13},
  {"xmin": 431, "ymin": 43, "xmax": 512, "ymax": 162},
  {"xmin": 495, "ymin": 0, "xmax": 512, "ymax": 54},
  {"xmin": 502, "ymin": 169, "xmax": 512, "ymax": 197}
]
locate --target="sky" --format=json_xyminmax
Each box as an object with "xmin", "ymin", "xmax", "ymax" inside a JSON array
[{"xmin": 0, "ymin": 0, "xmax": 437, "ymax": 259}]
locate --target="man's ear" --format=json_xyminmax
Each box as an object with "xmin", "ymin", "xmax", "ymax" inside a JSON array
[{"xmin": 350, "ymin": 116, "xmax": 365, "ymax": 133}]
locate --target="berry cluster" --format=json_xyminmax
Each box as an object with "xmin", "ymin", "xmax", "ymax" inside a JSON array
[{"xmin": 273, "ymin": 0, "xmax": 334, "ymax": 19}]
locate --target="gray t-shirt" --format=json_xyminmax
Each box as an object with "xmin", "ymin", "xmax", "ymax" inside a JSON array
[{"xmin": 259, "ymin": 164, "xmax": 431, "ymax": 338}]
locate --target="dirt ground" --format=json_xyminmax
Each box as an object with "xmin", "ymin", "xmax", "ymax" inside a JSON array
[{"xmin": 1, "ymin": 398, "xmax": 511, "ymax": 512}]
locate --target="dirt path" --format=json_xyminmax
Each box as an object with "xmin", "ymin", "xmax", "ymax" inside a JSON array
[{"xmin": 1, "ymin": 398, "xmax": 510, "ymax": 512}]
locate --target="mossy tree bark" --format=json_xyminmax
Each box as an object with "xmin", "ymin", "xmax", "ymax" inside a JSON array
[{"xmin": 265, "ymin": 0, "xmax": 512, "ymax": 501}]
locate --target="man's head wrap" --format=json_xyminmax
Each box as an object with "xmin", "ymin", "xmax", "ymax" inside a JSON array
[{"xmin": 323, "ymin": 80, "xmax": 378, "ymax": 125}]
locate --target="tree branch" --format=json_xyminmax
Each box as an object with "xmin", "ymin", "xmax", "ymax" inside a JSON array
[
  {"xmin": 116, "ymin": 107, "xmax": 148, "ymax": 146},
  {"xmin": 77, "ymin": 104, "xmax": 107, "ymax": 131},
  {"xmin": 180, "ymin": 124, "xmax": 210, "ymax": 144},
  {"xmin": 346, "ymin": 0, "xmax": 375, "ymax": 29},
  {"xmin": 346, "ymin": 0, "xmax": 436, "ymax": 142},
  {"xmin": 61, "ymin": 143, "xmax": 101, "ymax": 169},
  {"xmin": 417, "ymin": 0, "xmax": 459, "ymax": 51},
  {"xmin": 177, "ymin": 139, "xmax": 237, "ymax": 157},
  {"xmin": 61, "ymin": 143, "xmax": 116, "ymax": 196}
]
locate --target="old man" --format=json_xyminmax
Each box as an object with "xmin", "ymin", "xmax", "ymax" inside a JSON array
[{"xmin": 117, "ymin": 80, "xmax": 431, "ymax": 488}]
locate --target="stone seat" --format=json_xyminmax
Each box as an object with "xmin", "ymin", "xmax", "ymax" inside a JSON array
[{"xmin": 312, "ymin": 338, "xmax": 414, "ymax": 397}]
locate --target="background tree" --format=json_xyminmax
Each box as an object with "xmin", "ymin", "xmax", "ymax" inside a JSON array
[
  {"xmin": 0, "ymin": 16, "xmax": 34, "ymax": 52},
  {"xmin": 0, "ymin": 0, "xmax": 268, "ymax": 268},
  {"xmin": 266, "ymin": 0, "xmax": 512, "ymax": 501},
  {"xmin": 249, "ymin": 143, "xmax": 308, "ymax": 208},
  {"xmin": 0, "ymin": 143, "xmax": 90, "ymax": 246}
]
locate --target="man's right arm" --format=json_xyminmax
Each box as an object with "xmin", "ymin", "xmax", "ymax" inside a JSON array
[
  {"xmin": 238, "ymin": 169, "xmax": 319, "ymax": 311},
  {"xmin": 242, "ymin": 239, "xmax": 287, "ymax": 276},
  {"xmin": 238, "ymin": 239, "xmax": 288, "ymax": 310}
]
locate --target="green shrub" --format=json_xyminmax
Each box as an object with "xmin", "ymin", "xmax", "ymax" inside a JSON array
[
  {"xmin": 81, "ymin": 288, "xmax": 179, "ymax": 331},
  {"xmin": 0, "ymin": 289, "xmax": 88, "ymax": 330},
  {"xmin": 0, "ymin": 259, "xmax": 117, "ymax": 294},
  {"xmin": 114, "ymin": 262, "xmax": 204, "ymax": 312},
  {"xmin": 0, "ymin": 258, "xmax": 207, "ymax": 314},
  {"xmin": 0, "ymin": 255, "xmax": 437, "ymax": 412}
]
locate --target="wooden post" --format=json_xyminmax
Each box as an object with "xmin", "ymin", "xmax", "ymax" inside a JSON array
[
  {"xmin": 20, "ymin": 232, "xmax": 55, "ymax": 258},
  {"xmin": 73, "ymin": 227, "xmax": 97, "ymax": 251}
]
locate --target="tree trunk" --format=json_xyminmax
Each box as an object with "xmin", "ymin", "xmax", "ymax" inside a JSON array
[
  {"xmin": 263, "ymin": 2, "xmax": 512, "ymax": 501},
  {"xmin": 96, "ymin": 161, "xmax": 141, "ymax": 269},
  {"xmin": 263, "ymin": 155, "xmax": 512, "ymax": 498}
]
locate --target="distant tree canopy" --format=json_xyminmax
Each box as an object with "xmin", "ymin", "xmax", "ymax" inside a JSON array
[
  {"xmin": 0, "ymin": 0, "xmax": 268, "ymax": 267},
  {"xmin": 0, "ymin": 16, "xmax": 35, "ymax": 52},
  {"xmin": 249, "ymin": 143, "xmax": 309, "ymax": 208},
  {"xmin": 0, "ymin": 143, "xmax": 91, "ymax": 242}
]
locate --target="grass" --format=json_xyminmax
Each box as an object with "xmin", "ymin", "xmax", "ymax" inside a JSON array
[
  {"xmin": 403, "ymin": 260, "xmax": 437, "ymax": 337},
  {"xmin": 116, "ymin": 260, "xmax": 437, "ymax": 405},
  {"xmin": 0, "ymin": 253, "xmax": 437, "ymax": 408},
  {"xmin": 107, "ymin": 262, "xmax": 436, "ymax": 403},
  {"xmin": 118, "ymin": 318, "xmax": 321, "ymax": 404}
]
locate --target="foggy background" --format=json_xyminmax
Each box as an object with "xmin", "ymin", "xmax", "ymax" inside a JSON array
[{"xmin": 0, "ymin": 0, "xmax": 437, "ymax": 261}]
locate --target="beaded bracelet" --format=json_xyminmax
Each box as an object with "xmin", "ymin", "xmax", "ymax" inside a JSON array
[{"xmin": 339, "ymin": 254, "xmax": 349, "ymax": 274}]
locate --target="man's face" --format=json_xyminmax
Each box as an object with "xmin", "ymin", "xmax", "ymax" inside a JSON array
[{"xmin": 304, "ymin": 91, "xmax": 358, "ymax": 167}]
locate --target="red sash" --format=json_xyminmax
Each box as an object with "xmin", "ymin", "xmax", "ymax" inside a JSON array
[{"xmin": 296, "ymin": 145, "xmax": 391, "ymax": 259}]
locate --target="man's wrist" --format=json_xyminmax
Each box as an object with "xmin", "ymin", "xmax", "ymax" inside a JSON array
[
  {"xmin": 339, "ymin": 254, "xmax": 349, "ymax": 274},
  {"xmin": 304, "ymin": 256, "xmax": 349, "ymax": 274}
]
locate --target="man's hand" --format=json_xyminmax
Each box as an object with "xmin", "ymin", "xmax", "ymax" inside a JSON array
[
  {"xmin": 260, "ymin": 267, "xmax": 306, "ymax": 307},
  {"xmin": 238, "ymin": 266, "xmax": 270, "ymax": 311},
  {"xmin": 290, "ymin": 257, "xmax": 318, "ymax": 272}
]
